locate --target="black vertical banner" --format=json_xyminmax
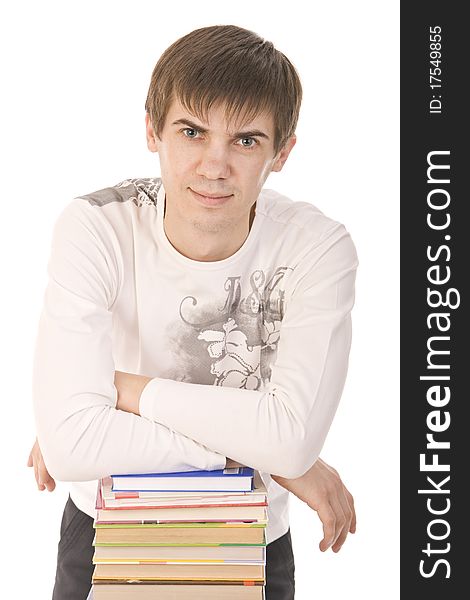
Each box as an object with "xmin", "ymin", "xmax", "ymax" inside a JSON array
[{"xmin": 401, "ymin": 3, "xmax": 468, "ymax": 597}]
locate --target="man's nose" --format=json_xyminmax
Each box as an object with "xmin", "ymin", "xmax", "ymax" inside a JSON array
[{"xmin": 195, "ymin": 142, "xmax": 231, "ymax": 179}]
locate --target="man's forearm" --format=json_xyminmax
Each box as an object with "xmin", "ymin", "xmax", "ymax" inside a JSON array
[{"xmin": 115, "ymin": 370, "xmax": 320, "ymax": 478}]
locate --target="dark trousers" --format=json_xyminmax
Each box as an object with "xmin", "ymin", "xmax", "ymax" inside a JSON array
[{"xmin": 52, "ymin": 495, "xmax": 295, "ymax": 599}]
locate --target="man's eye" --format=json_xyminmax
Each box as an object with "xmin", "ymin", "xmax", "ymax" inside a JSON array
[
  {"xmin": 183, "ymin": 128, "xmax": 199, "ymax": 138},
  {"xmin": 238, "ymin": 137, "xmax": 256, "ymax": 148}
]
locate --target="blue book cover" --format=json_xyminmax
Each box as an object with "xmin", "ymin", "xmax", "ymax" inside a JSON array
[{"xmin": 110, "ymin": 467, "xmax": 255, "ymax": 493}]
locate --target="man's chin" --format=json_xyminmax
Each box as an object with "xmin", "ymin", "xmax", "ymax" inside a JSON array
[{"xmin": 188, "ymin": 214, "xmax": 233, "ymax": 235}]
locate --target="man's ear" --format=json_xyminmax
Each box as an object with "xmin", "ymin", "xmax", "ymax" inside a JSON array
[
  {"xmin": 145, "ymin": 113, "xmax": 159, "ymax": 153},
  {"xmin": 271, "ymin": 135, "xmax": 297, "ymax": 173}
]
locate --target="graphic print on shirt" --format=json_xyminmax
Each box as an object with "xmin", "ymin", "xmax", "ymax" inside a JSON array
[
  {"xmin": 165, "ymin": 267, "xmax": 293, "ymax": 390},
  {"xmin": 80, "ymin": 178, "xmax": 160, "ymax": 207},
  {"xmin": 116, "ymin": 178, "xmax": 160, "ymax": 207},
  {"xmin": 79, "ymin": 176, "xmax": 295, "ymax": 391}
]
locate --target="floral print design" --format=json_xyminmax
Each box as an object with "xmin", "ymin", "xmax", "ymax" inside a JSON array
[
  {"xmin": 81, "ymin": 177, "xmax": 161, "ymax": 208},
  {"xmin": 197, "ymin": 317, "xmax": 282, "ymax": 390},
  {"xmin": 116, "ymin": 178, "xmax": 161, "ymax": 207},
  {"xmin": 261, "ymin": 319, "xmax": 281, "ymax": 350}
]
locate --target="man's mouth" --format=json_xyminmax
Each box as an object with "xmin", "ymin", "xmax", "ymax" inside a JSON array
[{"xmin": 189, "ymin": 188, "xmax": 233, "ymax": 206}]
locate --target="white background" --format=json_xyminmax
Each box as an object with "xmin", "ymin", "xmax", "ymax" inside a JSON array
[{"xmin": 0, "ymin": 1, "xmax": 399, "ymax": 598}]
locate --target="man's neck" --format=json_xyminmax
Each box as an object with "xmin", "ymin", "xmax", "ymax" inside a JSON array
[{"xmin": 163, "ymin": 202, "xmax": 256, "ymax": 262}]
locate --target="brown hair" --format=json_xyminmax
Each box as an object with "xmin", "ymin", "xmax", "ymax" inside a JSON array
[{"xmin": 145, "ymin": 25, "xmax": 302, "ymax": 155}]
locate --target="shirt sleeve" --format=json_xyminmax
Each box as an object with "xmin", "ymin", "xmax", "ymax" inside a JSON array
[
  {"xmin": 32, "ymin": 199, "xmax": 226, "ymax": 482},
  {"xmin": 139, "ymin": 223, "xmax": 359, "ymax": 479}
]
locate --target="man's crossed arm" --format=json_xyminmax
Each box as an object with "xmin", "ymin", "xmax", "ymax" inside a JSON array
[{"xmin": 28, "ymin": 368, "xmax": 356, "ymax": 553}]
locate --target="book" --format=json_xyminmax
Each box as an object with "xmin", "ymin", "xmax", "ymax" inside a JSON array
[
  {"xmin": 99, "ymin": 472, "xmax": 267, "ymax": 509},
  {"xmin": 93, "ymin": 523, "xmax": 266, "ymax": 546},
  {"xmin": 95, "ymin": 504, "xmax": 267, "ymax": 524},
  {"xmin": 91, "ymin": 584, "xmax": 265, "ymax": 599},
  {"xmin": 92, "ymin": 544, "xmax": 266, "ymax": 565},
  {"xmin": 92, "ymin": 562, "xmax": 265, "ymax": 584},
  {"xmin": 91, "ymin": 468, "xmax": 268, "ymax": 598},
  {"xmin": 111, "ymin": 467, "xmax": 255, "ymax": 493}
]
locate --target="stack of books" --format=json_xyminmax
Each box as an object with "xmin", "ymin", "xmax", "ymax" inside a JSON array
[{"xmin": 90, "ymin": 467, "xmax": 268, "ymax": 599}]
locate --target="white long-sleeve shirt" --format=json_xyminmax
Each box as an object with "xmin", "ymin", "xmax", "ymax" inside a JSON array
[{"xmin": 32, "ymin": 177, "xmax": 358, "ymax": 544}]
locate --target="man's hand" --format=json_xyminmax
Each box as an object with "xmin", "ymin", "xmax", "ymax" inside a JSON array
[
  {"xmin": 27, "ymin": 438, "xmax": 56, "ymax": 492},
  {"xmin": 272, "ymin": 457, "xmax": 356, "ymax": 553},
  {"xmin": 114, "ymin": 370, "xmax": 152, "ymax": 415},
  {"xmin": 225, "ymin": 458, "xmax": 244, "ymax": 468}
]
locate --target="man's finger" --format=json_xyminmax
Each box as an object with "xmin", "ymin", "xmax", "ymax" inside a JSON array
[
  {"xmin": 34, "ymin": 460, "xmax": 45, "ymax": 491},
  {"xmin": 328, "ymin": 494, "xmax": 348, "ymax": 552},
  {"xmin": 42, "ymin": 471, "xmax": 56, "ymax": 492},
  {"xmin": 38, "ymin": 458, "xmax": 56, "ymax": 492},
  {"xmin": 316, "ymin": 502, "xmax": 337, "ymax": 552},
  {"xmin": 349, "ymin": 506, "xmax": 356, "ymax": 534},
  {"xmin": 330, "ymin": 487, "xmax": 354, "ymax": 552},
  {"xmin": 332, "ymin": 487, "xmax": 357, "ymax": 552},
  {"xmin": 344, "ymin": 488, "xmax": 356, "ymax": 533},
  {"xmin": 44, "ymin": 477, "xmax": 56, "ymax": 492}
]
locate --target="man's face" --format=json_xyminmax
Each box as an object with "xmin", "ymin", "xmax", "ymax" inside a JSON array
[{"xmin": 146, "ymin": 97, "xmax": 295, "ymax": 236}]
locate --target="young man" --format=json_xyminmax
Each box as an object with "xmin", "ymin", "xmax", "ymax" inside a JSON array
[{"xmin": 29, "ymin": 25, "xmax": 358, "ymax": 600}]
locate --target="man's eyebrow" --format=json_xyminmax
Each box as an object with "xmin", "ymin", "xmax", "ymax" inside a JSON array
[
  {"xmin": 172, "ymin": 119, "xmax": 209, "ymax": 133},
  {"xmin": 234, "ymin": 129, "xmax": 270, "ymax": 141},
  {"xmin": 171, "ymin": 118, "xmax": 270, "ymax": 140}
]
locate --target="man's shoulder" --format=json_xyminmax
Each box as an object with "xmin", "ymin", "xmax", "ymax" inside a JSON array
[
  {"xmin": 51, "ymin": 178, "xmax": 162, "ymax": 251},
  {"xmin": 76, "ymin": 177, "xmax": 162, "ymax": 209},
  {"xmin": 258, "ymin": 188, "xmax": 358, "ymax": 279},
  {"xmin": 258, "ymin": 187, "xmax": 344, "ymax": 239}
]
